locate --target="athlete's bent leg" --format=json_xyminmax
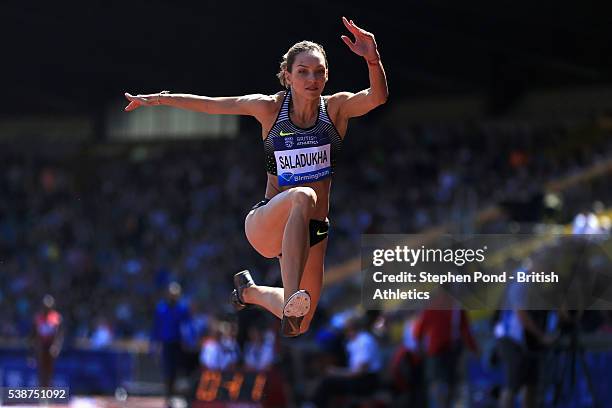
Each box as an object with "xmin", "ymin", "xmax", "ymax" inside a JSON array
[
  {"xmin": 280, "ymin": 188, "xmax": 316, "ymax": 301},
  {"xmin": 242, "ymin": 187, "xmax": 317, "ymax": 319},
  {"xmin": 296, "ymin": 239, "xmax": 326, "ymax": 334}
]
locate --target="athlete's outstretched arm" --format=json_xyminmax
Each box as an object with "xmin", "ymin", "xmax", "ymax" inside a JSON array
[
  {"xmin": 335, "ymin": 16, "xmax": 388, "ymax": 118},
  {"xmin": 124, "ymin": 92, "xmax": 276, "ymax": 120}
]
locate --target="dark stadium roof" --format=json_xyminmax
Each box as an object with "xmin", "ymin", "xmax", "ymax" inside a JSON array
[{"xmin": 2, "ymin": 0, "xmax": 610, "ymax": 115}]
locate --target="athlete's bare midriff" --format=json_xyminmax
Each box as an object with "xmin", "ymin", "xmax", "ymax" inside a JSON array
[{"xmin": 264, "ymin": 174, "xmax": 332, "ymax": 221}]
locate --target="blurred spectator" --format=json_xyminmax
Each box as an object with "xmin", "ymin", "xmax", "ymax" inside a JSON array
[
  {"xmin": 180, "ymin": 302, "xmax": 209, "ymax": 375},
  {"xmin": 309, "ymin": 315, "xmax": 382, "ymax": 408},
  {"xmin": 151, "ymin": 282, "xmax": 192, "ymax": 406},
  {"xmin": 89, "ymin": 316, "xmax": 114, "ymax": 349},
  {"xmin": 243, "ymin": 326, "xmax": 275, "ymax": 371},
  {"xmin": 199, "ymin": 319, "xmax": 240, "ymax": 371},
  {"xmin": 493, "ymin": 277, "xmax": 556, "ymax": 408},
  {"xmin": 389, "ymin": 312, "xmax": 425, "ymax": 407},
  {"xmin": 413, "ymin": 305, "xmax": 479, "ymax": 408},
  {"xmin": 31, "ymin": 294, "xmax": 63, "ymax": 387},
  {"xmin": 313, "ymin": 309, "xmax": 350, "ymax": 367}
]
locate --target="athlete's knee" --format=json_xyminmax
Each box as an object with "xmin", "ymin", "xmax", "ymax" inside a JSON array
[{"xmin": 289, "ymin": 187, "xmax": 317, "ymax": 213}]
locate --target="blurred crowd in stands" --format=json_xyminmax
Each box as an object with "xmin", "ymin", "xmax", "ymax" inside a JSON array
[{"xmin": 1, "ymin": 117, "xmax": 612, "ymax": 406}]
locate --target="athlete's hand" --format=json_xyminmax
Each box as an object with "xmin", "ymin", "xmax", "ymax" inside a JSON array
[
  {"xmin": 340, "ymin": 17, "xmax": 380, "ymax": 62},
  {"xmin": 124, "ymin": 91, "xmax": 169, "ymax": 111}
]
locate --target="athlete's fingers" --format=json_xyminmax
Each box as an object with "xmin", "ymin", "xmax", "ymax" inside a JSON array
[
  {"xmin": 125, "ymin": 92, "xmax": 150, "ymax": 104},
  {"xmin": 124, "ymin": 93, "xmax": 147, "ymax": 105},
  {"xmin": 340, "ymin": 35, "xmax": 354, "ymax": 46},
  {"xmin": 341, "ymin": 35, "xmax": 357, "ymax": 53},
  {"xmin": 342, "ymin": 16, "xmax": 358, "ymax": 35},
  {"xmin": 342, "ymin": 16, "xmax": 351, "ymax": 29},
  {"xmin": 124, "ymin": 101, "xmax": 139, "ymax": 111}
]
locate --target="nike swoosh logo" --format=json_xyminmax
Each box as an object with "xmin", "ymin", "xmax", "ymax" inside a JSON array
[
  {"xmin": 316, "ymin": 229, "xmax": 328, "ymax": 236},
  {"xmin": 279, "ymin": 131, "xmax": 296, "ymax": 136}
]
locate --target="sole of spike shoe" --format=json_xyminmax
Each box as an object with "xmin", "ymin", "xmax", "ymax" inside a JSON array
[{"xmin": 283, "ymin": 290, "xmax": 311, "ymax": 318}]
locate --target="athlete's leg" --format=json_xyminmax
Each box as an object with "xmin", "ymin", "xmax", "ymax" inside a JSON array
[
  {"xmin": 243, "ymin": 239, "xmax": 325, "ymax": 331},
  {"xmin": 279, "ymin": 191, "xmax": 314, "ymax": 301},
  {"xmin": 241, "ymin": 238, "xmax": 324, "ymax": 320},
  {"xmin": 242, "ymin": 285, "xmax": 284, "ymax": 319},
  {"xmin": 297, "ymin": 238, "xmax": 327, "ymax": 334},
  {"xmin": 243, "ymin": 187, "xmax": 317, "ymax": 316}
]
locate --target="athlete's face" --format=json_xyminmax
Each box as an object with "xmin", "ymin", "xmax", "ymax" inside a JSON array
[{"xmin": 286, "ymin": 50, "xmax": 328, "ymax": 99}]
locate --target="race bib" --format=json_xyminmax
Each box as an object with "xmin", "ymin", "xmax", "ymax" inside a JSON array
[{"xmin": 274, "ymin": 133, "xmax": 331, "ymax": 186}]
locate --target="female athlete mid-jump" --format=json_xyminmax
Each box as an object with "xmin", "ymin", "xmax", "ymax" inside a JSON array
[{"xmin": 125, "ymin": 17, "xmax": 388, "ymax": 337}]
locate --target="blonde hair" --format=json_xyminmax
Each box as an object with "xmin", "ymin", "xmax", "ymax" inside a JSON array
[{"xmin": 277, "ymin": 41, "xmax": 328, "ymax": 88}]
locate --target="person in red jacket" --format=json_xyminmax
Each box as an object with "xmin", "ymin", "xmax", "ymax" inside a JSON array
[
  {"xmin": 413, "ymin": 307, "xmax": 479, "ymax": 408},
  {"xmin": 32, "ymin": 295, "xmax": 64, "ymax": 387}
]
